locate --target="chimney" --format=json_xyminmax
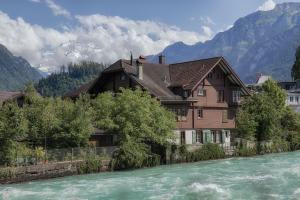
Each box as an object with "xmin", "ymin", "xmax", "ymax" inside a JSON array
[
  {"xmin": 136, "ymin": 55, "xmax": 145, "ymax": 80},
  {"xmin": 256, "ymin": 73, "xmax": 262, "ymax": 83},
  {"xmin": 130, "ymin": 51, "xmax": 133, "ymax": 65},
  {"xmin": 159, "ymin": 54, "xmax": 165, "ymax": 64}
]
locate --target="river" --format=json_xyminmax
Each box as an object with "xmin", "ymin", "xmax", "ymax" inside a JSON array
[{"xmin": 1, "ymin": 151, "xmax": 300, "ymax": 200}]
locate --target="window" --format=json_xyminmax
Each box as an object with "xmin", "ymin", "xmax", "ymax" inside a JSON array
[
  {"xmin": 170, "ymin": 107, "xmax": 187, "ymax": 121},
  {"xmin": 197, "ymin": 108, "xmax": 203, "ymax": 119},
  {"xmin": 198, "ymin": 89, "xmax": 206, "ymax": 96},
  {"xmin": 180, "ymin": 108, "xmax": 187, "ymax": 121},
  {"xmin": 290, "ymin": 96, "xmax": 294, "ymax": 102},
  {"xmin": 183, "ymin": 90, "xmax": 188, "ymax": 98},
  {"xmin": 222, "ymin": 110, "xmax": 228, "ymax": 123},
  {"xmin": 180, "ymin": 131, "xmax": 186, "ymax": 145},
  {"xmin": 196, "ymin": 131, "xmax": 202, "ymax": 143},
  {"xmin": 296, "ymin": 96, "xmax": 299, "ymax": 103},
  {"xmin": 218, "ymin": 90, "xmax": 225, "ymax": 102},
  {"xmin": 120, "ymin": 74, "xmax": 126, "ymax": 81},
  {"xmin": 232, "ymin": 90, "xmax": 241, "ymax": 103}
]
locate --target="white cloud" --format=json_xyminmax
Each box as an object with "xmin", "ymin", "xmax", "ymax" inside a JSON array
[
  {"xmin": 257, "ymin": 0, "xmax": 276, "ymax": 11},
  {"xmin": 0, "ymin": 11, "xmax": 210, "ymax": 72},
  {"xmin": 45, "ymin": 0, "xmax": 71, "ymax": 18}
]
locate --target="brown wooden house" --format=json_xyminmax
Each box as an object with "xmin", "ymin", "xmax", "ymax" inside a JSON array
[
  {"xmin": 69, "ymin": 56, "xmax": 250, "ymax": 147},
  {"xmin": 0, "ymin": 91, "xmax": 25, "ymax": 107}
]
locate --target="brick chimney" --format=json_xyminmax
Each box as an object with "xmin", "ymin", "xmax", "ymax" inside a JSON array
[
  {"xmin": 159, "ymin": 54, "xmax": 165, "ymax": 64},
  {"xmin": 136, "ymin": 55, "xmax": 145, "ymax": 80}
]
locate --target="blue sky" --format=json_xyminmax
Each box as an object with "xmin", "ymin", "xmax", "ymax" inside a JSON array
[{"xmin": 0, "ymin": 0, "xmax": 299, "ymax": 72}]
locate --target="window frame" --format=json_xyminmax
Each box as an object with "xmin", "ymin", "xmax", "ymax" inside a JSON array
[
  {"xmin": 218, "ymin": 90, "xmax": 225, "ymax": 103},
  {"xmin": 197, "ymin": 88, "xmax": 206, "ymax": 96},
  {"xmin": 197, "ymin": 108, "xmax": 203, "ymax": 119}
]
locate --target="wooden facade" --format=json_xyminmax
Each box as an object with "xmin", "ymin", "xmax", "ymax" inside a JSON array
[{"xmin": 70, "ymin": 56, "xmax": 250, "ymax": 147}]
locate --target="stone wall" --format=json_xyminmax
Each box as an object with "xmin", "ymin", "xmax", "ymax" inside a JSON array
[{"xmin": 0, "ymin": 160, "xmax": 110, "ymax": 184}]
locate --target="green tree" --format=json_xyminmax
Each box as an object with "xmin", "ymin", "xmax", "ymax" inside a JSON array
[
  {"xmin": 291, "ymin": 46, "xmax": 300, "ymax": 80},
  {"xmin": 0, "ymin": 103, "xmax": 28, "ymax": 165},
  {"xmin": 93, "ymin": 88, "xmax": 176, "ymax": 169},
  {"xmin": 237, "ymin": 80, "xmax": 287, "ymax": 141}
]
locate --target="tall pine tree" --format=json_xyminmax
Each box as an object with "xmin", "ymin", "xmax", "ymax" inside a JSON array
[{"xmin": 291, "ymin": 46, "xmax": 300, "ymax": 80}]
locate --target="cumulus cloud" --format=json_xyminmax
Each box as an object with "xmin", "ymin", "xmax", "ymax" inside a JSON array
[
  {"xmin": 45, "ymin": 0, "xmax": 71, "ymax": 18},
  {"xmin": 257, "ymin": 0, "xmax": 276, "ymax": 11},
  {"xmin": 0, "ymin": 11, "xmax": 212, "ymax": 72}
]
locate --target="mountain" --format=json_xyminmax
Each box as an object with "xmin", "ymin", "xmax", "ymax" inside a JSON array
[
  {"xmin": 150, "ymin": 3, "xmax": 300, "ymax": 83},
  {"xmin": 0, "ymin": 44, "xmax": 42, "ymax": 91}
]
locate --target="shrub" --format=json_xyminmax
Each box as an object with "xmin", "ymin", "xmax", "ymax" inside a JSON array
[
  {"xmin": 78, "ymin": 155, "xmax": 102, "ymax": 174},
  {"xmin": 236, "ymin": 146, "xmax": 257, "ymax": 157},
  {"xmin": 110, "ymin": 141, "xmax": 161, "ymax": 170},
  {"xmin": 192, "ymin": 143, "xmax": 225, "ymax": 161}
]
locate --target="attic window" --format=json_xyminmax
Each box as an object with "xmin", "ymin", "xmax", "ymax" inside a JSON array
[
  {"xmin": 198, "ymin": 89, "xmax": 206, "ymax": 96},
  {"xmin": 183, "ymin": 91, "xmax": 188, "ymax": 98}
]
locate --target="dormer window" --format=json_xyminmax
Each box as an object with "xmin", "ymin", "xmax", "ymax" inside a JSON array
[
  {"xmin": 183, "ymin": 90, "xmax": 188, "ymax": 98},
  {"xmin": 207, "ymin": 72, "xmax": 213, "ymax": 79}
]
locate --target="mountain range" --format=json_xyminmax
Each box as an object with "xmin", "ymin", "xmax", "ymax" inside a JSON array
[
  {"xmin": 149, "ymin": 2, "xmax": 300, "ymax": 83},
  {"xmin": 0, "ymin": 44, "xmax": 42, "ymax": 91}
]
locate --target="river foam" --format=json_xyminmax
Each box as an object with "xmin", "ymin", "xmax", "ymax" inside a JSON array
[{"xmin": 2, "ymin": 151, "xmax": 300, "ymax": 200}]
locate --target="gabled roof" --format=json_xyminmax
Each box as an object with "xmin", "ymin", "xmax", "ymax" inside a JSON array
[
  {"xmin": 169, "ymin": 57, "xmax": 222, "ymax": 89},
  {"xmin": 69, "ymin": 56, "xmax": 250, "ymax": 99},
  {"xmin": 0, "ymin": 91, "xmax": 24, "ymax": 104}
]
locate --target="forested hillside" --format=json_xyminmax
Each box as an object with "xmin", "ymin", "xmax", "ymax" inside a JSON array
[
  {"xmin": 0, "ymin": 44, "xmax": 42, "ymax": 91},
  {"xmin": 36, "ymin": 61, "xmax": 107, "ymax": 97}
]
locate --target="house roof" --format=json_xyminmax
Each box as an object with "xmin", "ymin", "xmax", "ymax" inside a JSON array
[
  {"xmin": 0, "ymin": 91, "xmax": 24, "ymax": 104},
  {"xmin": 68, "ymin": 56, "xmax": 250, "ymax": 100}
]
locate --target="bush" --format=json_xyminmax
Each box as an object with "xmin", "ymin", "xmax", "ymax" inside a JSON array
[
  {"xmin": 192, "ymin": 143, "xmax": 225, "ymax": 161},
  {"xmin": 78, "ymin": 155, "xmax": 102, "ymax": 174},
  {"xmin": 287, "ymin": 131, "xmax": 300, "ymax": 151},
  {"xmin": 236, "ymin": 146, "xmax": 257, "ymax": 157},
  {"xmin": 110, "ymin": 141, "xmax": 161, "ymax": 170}
]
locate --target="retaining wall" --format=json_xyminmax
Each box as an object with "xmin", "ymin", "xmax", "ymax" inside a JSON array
[{"xmin": 0, "ymin": 160, "xmax": 110, "ymax": 184}]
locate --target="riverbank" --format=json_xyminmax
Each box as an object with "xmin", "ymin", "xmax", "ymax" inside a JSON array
[
  {"xmin": 1, "ymin": 151, "xmax": 300, "ymax": 200},
  {"xmin": 0, "ymin": 160, "xmax": 110, "ymax": 184}
]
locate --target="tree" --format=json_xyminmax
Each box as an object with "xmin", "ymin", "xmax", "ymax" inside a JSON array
[
  {"xmin": 237, "ymin": 80, "xmax": 287, "ymax": 141},
  {"xmin": 291, "ymin": 46, "xmax": 300, "ymax": 80},
  {"xmin": 93, "ymin": 88, "xmax": 176, "ymax": 169},
  {"xmin": 0, "ymin": 103, "xmax": 28, "ymax": 165}
]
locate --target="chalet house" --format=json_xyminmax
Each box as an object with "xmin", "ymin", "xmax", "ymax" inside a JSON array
[
  {"xmin": 278, "ymin": 80, "xmax": 300, "ymax": 114},
  {"xmin": 0, "ymin": 91, "xmax": 25, "ymax": 107},
  {"xmin": 69, "ymin": 56, "xmax": 250, "ymax": 147}
]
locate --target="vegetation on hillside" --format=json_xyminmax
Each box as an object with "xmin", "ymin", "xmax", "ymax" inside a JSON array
[{"xmin": 35, "ymin": 61, "xmax": 107, "ymax": 97}]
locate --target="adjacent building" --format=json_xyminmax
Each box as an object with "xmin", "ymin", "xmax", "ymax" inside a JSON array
[
  {"xmin": 278, "ymin": 80, "xmax": 300, "ymax": 113},
  {"xmin": 0, "ymin": 91, "xmax": 25, "ymax": 107},
  {"xmin": 69, "ymin": 56, "xmax": 250, "ymax": 147}
]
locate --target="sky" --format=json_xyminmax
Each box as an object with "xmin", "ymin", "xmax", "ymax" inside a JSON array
[{"xmin": 0, "ymin": 0, "xmax": 299, "ymax": 72}]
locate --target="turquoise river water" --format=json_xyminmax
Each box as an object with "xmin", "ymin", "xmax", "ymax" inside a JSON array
[{"xmin": 2, "ymin": 151, "xmax": 300, "ymax": 200}]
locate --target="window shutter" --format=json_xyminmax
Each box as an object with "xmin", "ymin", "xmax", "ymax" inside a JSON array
[
  {"xmin": 192, "ymin": 131, "xmax": 196, "ymax": 144},
  {"xmin": 203, "ymin": 130, "xmax": 211, "ymax": 143},
  {"xmin": 221, "ymin": 130, "xmax": 226, "ymax": 144},
  {"xmin": 203, "ymin": 90, "xmax": 206, "ymax": 96}
]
